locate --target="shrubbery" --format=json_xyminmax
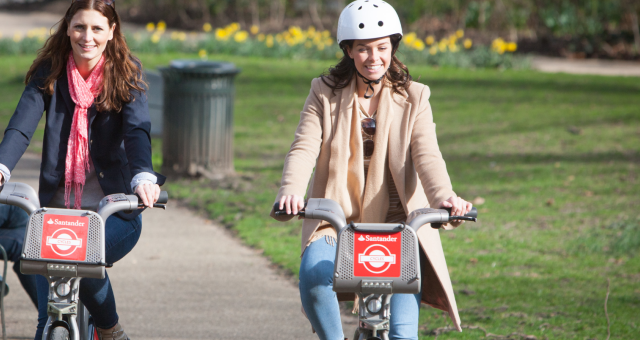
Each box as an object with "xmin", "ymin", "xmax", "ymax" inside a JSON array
[{"xmin": 0, "ymin": 24, "xmax": 530, "ymax": 69}]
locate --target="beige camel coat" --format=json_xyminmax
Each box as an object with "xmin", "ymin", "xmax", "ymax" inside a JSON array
[{"xmin": 271, "ymin": 76, "xmax": 462, "ymax": 331}]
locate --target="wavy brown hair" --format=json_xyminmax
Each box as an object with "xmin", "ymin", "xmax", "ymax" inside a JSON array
[
  {"xmin": 25, "ymin": 0, "xmax": 145, "ymax": 113},
  {"xmin": 321, "ymin": 34, "xmax": 411, "ymax": 95}
]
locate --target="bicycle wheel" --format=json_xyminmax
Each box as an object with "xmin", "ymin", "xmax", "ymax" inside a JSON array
[
  {"xmin": 88, "ymin": 318, "xmax": 99, "ymax": 340},
  {"xmin": 49, "ymin": 326, "xmax": 70, "ymax": 340},
  {"xmin": 353, "ymin": 328, "xmax": 361, "ymax": 340}
]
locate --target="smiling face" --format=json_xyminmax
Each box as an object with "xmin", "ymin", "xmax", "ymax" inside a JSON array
[
  {"xmin": 67, "ymin": 9, "xmax": 115, "ymax": 69},
  {"xmin": 347, "ymin": 36, "xmax": 393, "ymax": 81}
]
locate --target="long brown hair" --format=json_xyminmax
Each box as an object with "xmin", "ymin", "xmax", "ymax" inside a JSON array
[
  {"xmin": 321, "ymin": 34, "xmax": 411, "ymax": 95},
  {"xmin": 25, "ymin": 0, "xmax": 145, "ymax": 113}
]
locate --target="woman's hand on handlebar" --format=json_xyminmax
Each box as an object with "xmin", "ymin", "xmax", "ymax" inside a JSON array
[
  {"xmin": 439, "ymin": 196, "xmax": 473, "ymax": 224},
  {"xmin": 279, "ymin": 195, "xmax": 305, "ymax": 215},
  {"xmin": 135, "ymin": 183, "xmax": 161, "ymax": 208}
]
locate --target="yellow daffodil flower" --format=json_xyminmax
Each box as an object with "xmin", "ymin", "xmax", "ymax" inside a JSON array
[
  {"xmin": 456, "ymin": 29, "xmax": 464, "ymax": 38},
  {"xmin": 438, "ymin": 40, "xmax": 447, "ymax": 52},
  {"xmin": 146, "ymin": 22, "xmax": 155, "ymax": 32},
  {"xmin": 250, "ymin": 25, "xmax": 259, "ymax": 35},
  {"xmin": 198, "ymin": 49, "xmax": 207, "ymax": 59},
  {"xmin": 463, "ymin": 38, "xmax": 472, "ymax": 49},
  {"xmin": 429, "ymin": 46, "xmax": 437, "ymax": 55},
  {"xmin": 157, "ymin": 21, "xmax": 166, "ymax": 32},
  {"xmin": 506, "ymin": 42, "xmax": 517, "ymax": 52},
  {"xmin": 425, "ymin": 35, "xmax": 435, "ymax": 45},
  {"xmin": 203, "ymin": 23, "xmax": 212, "ymax": 32},
  {"xmin": 257, "ymin": 33, "xmax": 265, "ymax": 42},
  {"xmin": 404, "ymin": 32, "xmax": 416, "ymax": 45},
  {"xmin": 234, "ymin": 30, "xmax": 249, "ymax": 43}
]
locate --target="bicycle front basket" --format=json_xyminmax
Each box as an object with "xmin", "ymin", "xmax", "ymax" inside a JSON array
[{"xmin": 20, "ymin": 208, "xmax": 106, "ymax": 278}]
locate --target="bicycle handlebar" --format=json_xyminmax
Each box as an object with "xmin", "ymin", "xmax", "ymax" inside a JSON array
[
  {"xmin": 0, "ymin": 182, "xmax": 168, "ymax": 221},
  {"xmin": 273, "ymin": 198, "xmax": 477, "ymax": 232}
]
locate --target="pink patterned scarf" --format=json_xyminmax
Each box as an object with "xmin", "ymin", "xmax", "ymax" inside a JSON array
[{"xmin": 65, "ymin": 52, "xmax": 105, "ymax": 209}]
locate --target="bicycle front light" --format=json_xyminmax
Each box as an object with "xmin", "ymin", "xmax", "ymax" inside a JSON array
[{"xmin": 366, "ymin": 297, "xmax": 382, "ymax": 314}]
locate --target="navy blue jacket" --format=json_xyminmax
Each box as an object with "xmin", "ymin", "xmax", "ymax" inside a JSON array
[{"xmin": 0, "ymin": 62, "xmax": 165, "ymax": 219}]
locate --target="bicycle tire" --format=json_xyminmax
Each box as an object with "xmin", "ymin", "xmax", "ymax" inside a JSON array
[{"xmin": 49, "ymin": 326, "xmax": 70, "ymax": 340}]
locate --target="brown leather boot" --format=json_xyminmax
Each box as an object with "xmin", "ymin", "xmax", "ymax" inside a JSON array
[{"xmin": 97, "ymin": 323, "xmax": 130, "ymax": 340}]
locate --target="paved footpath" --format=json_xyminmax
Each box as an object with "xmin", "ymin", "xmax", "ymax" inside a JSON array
[{"xmin": 2, "ymin": 152, "xmax": 356, "ymax": 339}]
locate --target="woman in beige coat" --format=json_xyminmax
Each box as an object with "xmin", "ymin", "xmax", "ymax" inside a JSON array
[{"xmin": 271, "ymin": 1, "xmax": 472, "ymax": 339}]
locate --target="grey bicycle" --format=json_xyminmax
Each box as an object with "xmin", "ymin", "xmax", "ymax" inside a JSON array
[
  {"xmin": 275, "ymin": 198, "xmax": 477, "ymax": 340},
  {"xmin": 0, "ymin": 182, "xmax": 168, "ymax": 340}
]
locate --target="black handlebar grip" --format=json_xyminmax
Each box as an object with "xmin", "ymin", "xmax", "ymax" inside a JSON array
[
  {"xmin": 272, "ymin": 202, "xmax": 306, "ymax": 217},
  {"xmin": 466, "ymin": 207, "xmax": 478, "ymax": 218},
  {"xmin": 273, "ymin": 202, "xmax": 285, "ymax": 213},
  {"xmin": 157, "ymin": 191, "xmax": 169, "ymax": 204},
  {"xmin": 444, "ymin": 207, "xmax": 479, "ymax": 220}
]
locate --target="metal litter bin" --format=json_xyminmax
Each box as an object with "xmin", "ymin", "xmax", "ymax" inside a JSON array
[{"xmin": 159, "ymin": 60, "xmax": 241, "ymax": 179}]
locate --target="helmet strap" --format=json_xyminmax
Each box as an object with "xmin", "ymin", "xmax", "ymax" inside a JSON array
[{"xmin": 356, "ymin": 69, "xmax": 385, "ymax": 99}]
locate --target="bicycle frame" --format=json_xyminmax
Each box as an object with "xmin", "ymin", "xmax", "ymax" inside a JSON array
[{"xmin": 0, "ymin": 182, "xmax": 167, "ymax": 340}]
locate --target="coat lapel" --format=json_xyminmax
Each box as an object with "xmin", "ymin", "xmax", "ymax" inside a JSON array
[
  {"xmin": 324, "ymin": 78, "xmax": 364, "ymax": 221},
  {"xmin": 387, "ymin": 89, "xmax": 411, "ymax": 213},
  {"xmin": 57, "ymin": 71, "xmax": 75, "ymax": 116}
]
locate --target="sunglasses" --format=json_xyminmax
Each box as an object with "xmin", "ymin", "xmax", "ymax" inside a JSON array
[
  {"xmin": 72, "ymin": 0, "xmax": 115, "ymax": 6},
  {"xmin": 361, "ymin": 117, "xmax": 376, "ymax": 157}
]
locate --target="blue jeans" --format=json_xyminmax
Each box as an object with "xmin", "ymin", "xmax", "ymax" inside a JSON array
[
  {"xmin": 299, "ymin": 238, "xmax": 422, "ymax": 340},
  {"xmin": 35, "ymin": 215, "xmax": 142, "ymax": 340}
]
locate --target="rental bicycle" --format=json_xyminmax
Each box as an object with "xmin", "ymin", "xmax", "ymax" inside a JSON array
[
  {"xmin": 275, "ymin": 198, "xmax": 477, "ymax": 340},
  {"xmin": 0, "ymin": 182, "xmax": 168, "ymax": 340}
]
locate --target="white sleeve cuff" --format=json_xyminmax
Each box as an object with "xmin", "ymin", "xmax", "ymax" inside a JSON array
[
  {"xmin": 0, "ymin": 163, "xmax": 11, "ymax": 184},
  {"xmin": 131, "ymin": 172, "xmax": 157, "ymax": 191}
]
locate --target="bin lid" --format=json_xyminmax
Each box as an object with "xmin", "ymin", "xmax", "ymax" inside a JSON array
[{"xmin": 167, "ymin": 60, "xmax": 240, "ymax": 75}]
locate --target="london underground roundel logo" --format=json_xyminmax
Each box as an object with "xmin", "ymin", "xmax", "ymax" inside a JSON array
[
  {"xmin": 353, "ymin": 231, "xmax": 401, "ymax": 277},
  {"xmin": 359, "ymin": 244, "xmax": 396, "ymax": 274},
  {"xmin": 46, "ymin": 227, "xmax": 83, "ymax": 256},
  {"xmin": 41, "ymin": 214, "xmax": 89, "ymax": 261}
]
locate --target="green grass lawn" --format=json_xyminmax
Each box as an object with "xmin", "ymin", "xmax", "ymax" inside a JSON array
[{"xmin": 1, "ymin": 53, "xmax": 638, "ymax": 339}]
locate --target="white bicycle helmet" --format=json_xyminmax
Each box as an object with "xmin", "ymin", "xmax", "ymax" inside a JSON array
[{"xmin": 337, "ymin": 0, "xmax": 403, "ymax": 44}]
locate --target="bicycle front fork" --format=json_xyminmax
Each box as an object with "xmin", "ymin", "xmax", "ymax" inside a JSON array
[
  {"xmin": 42, "ymin": 276, "xmax": 82, "ymax": 340},
  {"xmin": 356, "ymin": 292, "xmax": 392, "ymax": 340}
]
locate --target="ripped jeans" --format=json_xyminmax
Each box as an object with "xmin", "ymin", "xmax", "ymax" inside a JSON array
[{"xmin": 299, "ymin": 237, "xmax": 422, "ymax": 340}]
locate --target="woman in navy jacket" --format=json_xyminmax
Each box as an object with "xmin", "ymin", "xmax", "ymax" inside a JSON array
[{"xmin": 0, "ymin": 1, "xmax": 164, "ymax": 339}]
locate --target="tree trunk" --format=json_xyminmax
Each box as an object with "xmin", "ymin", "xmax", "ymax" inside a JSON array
[
  {"xmin": 236, "ymin": 0, "xmax": 247, "ymax": 28},
  {"xmin": 200, "ymin": 0, "xmax": 211, "ymax": 24},
  {"xmin": 270, "ymin": 0, "xmax": 286, "ymax": 31},
  {"xmin": 250, "ymin": 0, "xmax": 260, "ymax": 28},
  {"xmin": 309, "ymin": 0, "xmax": 325, "ymax": 31},
  {"xmin": 632, "ymin": 11, "xmax": 640, "ymax": 54}
]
